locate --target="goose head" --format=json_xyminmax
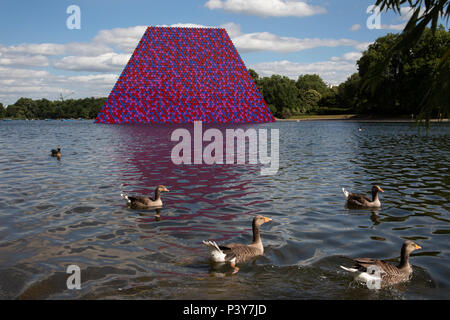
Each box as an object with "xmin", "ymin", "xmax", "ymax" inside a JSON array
[
  {"xmin": 371, "ymin": 185, "xmax": 384, "ymax": 198},
  {"xmin": 251, "ymin": 215, "xmax": 272, "ymax": 244},
  {"xmin": 157, "ymin": 185, "xmax": 169, "ymax": 193},
  {"xmin": 402, "ymin": 240, "xmax": 422, "ymax": 255},
  {"xmin": 253, "ymin": 215, "xmax": 272, "ymax": 227}
]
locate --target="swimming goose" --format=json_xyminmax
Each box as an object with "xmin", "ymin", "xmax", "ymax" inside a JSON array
[
  {"xmin": 203, "ymin": 215, "xmax": 272, "ymax": 274},
  {"xmin": 51, "ymin": 146, "xmax": 61, "ymax": 158},
  {"xmin": 340, "ymin": 240, "xmax": 422, "ymax": 288},
  {"xmin": 342, "ymin": 185, "xmax": 384, "ymax": 208},
  {"xmin": 121, "ymin": 185, "xmax": 169, "ymax": 208}
]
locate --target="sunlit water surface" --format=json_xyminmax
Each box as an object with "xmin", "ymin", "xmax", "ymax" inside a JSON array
[{"xmin": 0, "ymin": 120, "xmax": 448, "ymax": 299}]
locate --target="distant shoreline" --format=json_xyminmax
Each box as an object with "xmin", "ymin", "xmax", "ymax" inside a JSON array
[
  {"xmin": 2, "ymin": 116, "xmax": 448, "ymax": 123},
  {"xmin": 276, "ymin": 115, "xmax": 449, "ymax": 123}
]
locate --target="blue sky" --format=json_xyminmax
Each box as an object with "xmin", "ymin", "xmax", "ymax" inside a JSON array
[{"xmin": 0, "ymin": 0, "xmax": 420, "ymax": 105}]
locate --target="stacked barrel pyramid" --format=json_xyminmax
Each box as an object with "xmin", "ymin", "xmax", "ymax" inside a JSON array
[{"xmin": 95, "ymin": 27, "xmax": 275, "ymax": 123}]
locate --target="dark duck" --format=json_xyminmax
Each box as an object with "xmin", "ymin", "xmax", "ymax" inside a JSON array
[{"xmin": 51, "ymin": 146, "xmax": 61, "ymax": 158}]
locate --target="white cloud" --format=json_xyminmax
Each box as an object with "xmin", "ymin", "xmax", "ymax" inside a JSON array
[
  {"xmin": 0, "ymin": 54, "xmax": 49, "ymax": 67},
  {"xmin": 0, "ymin": 66, "xmax": 70, "ymax": 103},
  {"xmin": 399, "ymin": 6, "xmax": 426, "ymax": 21},
  {"xmin": 205, "ymin": 0, "xmax": 326, "ymax": 17},
  {"xmin": 63, "ymin": 74, "xmax": 118, "ymax": 85},
  {"xmin": 0, "ymin": 66, "xmax": 117, "ymax": 104},
  {"xmin": 330, "ymin": 51, "xmax": 362, "ymax": 62},
  {"xmin": 354, "ymin": 42, "xmax": 372, "ymax": 52},
  {"xmin": 64, "ymin": 42, "xmax": 114, "ymax": 56},
  {"xmin": 0, "ymin": 86, "xmax": 69, "ymax": 94},
  {"xmin": 159, "ymin": 23, "xmax": 212, "ymax": 28},
  {"xmin": 0, "ymin": 66, "xmax": 49, "ymax": 79},
  {"xmin": 250, "ymin": 54, "xmax": 359, "ymax": 85},
  {"xmin": 217, "ymin": 23, "xmax": 367, "ymax": 53},
  {"xmin": 93, "ymin": 26, "xmax": 148, "ymax": 53},
  {"xmin": 379, "ymin": 6, "xmax": 426, "ymax": 30},
  {"xmin": 0, "ymin": 43, "xmax": 66, "ymax": 56},
  {"xmin": 246, "ymin": 35, "xmax": 360, "ymax": 53},
  {"xmin": 89, "ymin": 23, "xmax": 366, "ymax": 55},
  {"xmin": 0, "ymin": 42, "xmax": 113, "ymax": 57},
  {"xmin": 220, "ymin": 22, "xmax": 242, "ymax": 38},
  {"xmin": 380, "ymin": 23, "xmax": 406, "ymax": 30},
  {"xmin": 0, "ymin": 23, "xmax": 370, "ymax": 104},
  {"xmin": 53, "ymin": 52, "xmax": 131, "ymax": 72},
  {"xmin": 233, "ymin": 32, "xmax": 363, "ymax": 53},
  {"xmin": 350, "ymin": 24, "xmax": 361, "ymax": 31}
]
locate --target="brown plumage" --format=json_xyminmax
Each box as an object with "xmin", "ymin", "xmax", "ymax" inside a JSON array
[
  {"xmin": 342, "ymin": 185, "xmax": 384, "ymax": 208},
  {"xmin": 121, "ymin": 185, "xmax": 169, "ymax": 208},
  {"xmin": 51, "ymin": 146, "xmax": 61, "ymax": 158},
  {"xmin": 340, "ymin": 240, "xmax": 422, "ymax": 287},
  {"xmin": 203, "ymin": 215, "xmax": 272, "ymax": 274}
]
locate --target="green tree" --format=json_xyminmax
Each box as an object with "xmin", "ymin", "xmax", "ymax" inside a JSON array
[
  {"xmin": 299, "ymin": 89, "xmax": 322, "ymax": 113},
  {"xmin": 3, "ymin": 97, "xmax": 106, "ymax": 119},
  {"xmin": 258, "ymin": 75, "xmax": 301, "ymax": 118},
  {"xmin": 358, "ymin": 27, "xmax": 449, "ymax": 115},
  {"xmin": 5, "ymin": 104, "xmax": 26, "ymax": 119},
  {"xmin": 296, "ymin": 74, "xmax": 330, "ymax": 96},
  {"xmin": 248, "ymin": 69, "xmax": 259, "ymax": 82},
  {"xmin": 0, "ymin": 103, "xmax": 5, "ymax": 118},
  {"xmin": 338, "ymin": 73, "xmax": 363, "ymax": 111},
  {"xmin": 366, "ymin": 0, "xmax": 450, "ymax": 119}
]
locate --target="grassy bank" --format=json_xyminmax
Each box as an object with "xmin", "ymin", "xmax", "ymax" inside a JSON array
[{"xmin": 276, "ymin": 114, "xmax": 449, "ymax": 122}]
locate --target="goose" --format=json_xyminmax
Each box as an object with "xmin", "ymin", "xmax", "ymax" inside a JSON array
[
  {"xmin": 342, "ymin": 185, "xmax": 384, "ymax": 208},
  {"xmin": 51, "ymin": 146, "xmax": 61, "ymax": 158},
  {"xmin": 203, "ymin": 215, "xmax": 272, "ymax": 274},
  {"xmin": 340, "ymin": 240, "xmax": 422, "ymax": 288},
  {"xmin": 121, "ymin": 185, "xmax": 169, "ymax": 208}
]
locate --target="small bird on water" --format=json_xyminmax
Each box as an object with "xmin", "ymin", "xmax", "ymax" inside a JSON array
[
  {"xmin": 51, "ymin": 146, "xmax": 61, "ymax": 158},
  {"xmin": 121, "ymin": 185, "xmax": 169, "ymax": 208}
]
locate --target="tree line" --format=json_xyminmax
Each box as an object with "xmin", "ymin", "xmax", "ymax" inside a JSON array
[
  {"xmin": 250, "ymin": 26, "xmax": 449, "ymax": 119},
  {"xmin": 0, "ymin": 97, "xmax": 106, "ymax": 120},
  {"xmin": 1, "ymin": 26, "xmax": 448, "ymax": 120}
]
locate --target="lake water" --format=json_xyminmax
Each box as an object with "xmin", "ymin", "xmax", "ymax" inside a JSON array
[{"xmin": 0, "ymin": 120, "xmax": 448, "ymax": 300}]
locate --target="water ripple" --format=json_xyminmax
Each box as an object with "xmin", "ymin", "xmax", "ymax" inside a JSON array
[{"xmin": 0, "ymin": 120, "xmax": 448, "ymax": 299}]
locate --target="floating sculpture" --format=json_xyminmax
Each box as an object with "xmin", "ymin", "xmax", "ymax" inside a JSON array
[{"xmin": 95, "ymin": 27, "xmax": 275, "ymax": 124}]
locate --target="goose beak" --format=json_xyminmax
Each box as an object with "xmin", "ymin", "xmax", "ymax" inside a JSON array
[
  {"xmin": 378, "ymin": 186, "xmax": 384, "ymax": 192},
  {"xmin": 164, "ymin": 187, "xmax": 169, "ymax": 192},
  {"xmin": 263, "ymin": 217, "xmax": 272, "ymax": 223},
  {"xmin": 415, "ymin": 244, "xmax": 422, "ymax": 250}
]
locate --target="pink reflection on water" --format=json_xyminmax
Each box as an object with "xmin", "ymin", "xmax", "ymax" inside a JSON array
[
  {"xmin": 110, "ymin": 123, "xmax": 270, "ymax": 214},
  {"xmin": 109, "ymin": 123, "xmax": 273, "ymax": 258}
]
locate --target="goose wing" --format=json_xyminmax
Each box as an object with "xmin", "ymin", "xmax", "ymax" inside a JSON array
[
  {"xmin": 128, "ymin": 195, "xmax": 152, "ymax": 204},
  {"xmin": 226, "ymin": 244, "xmax": 263, "ymax": 263},
  {"xmin": 347, "ymin": 193, "xmax": 371, "ymax": 206},
  {"xmin": 353, "ymin": 258, "xmax": 400, "ymax": 275}
]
